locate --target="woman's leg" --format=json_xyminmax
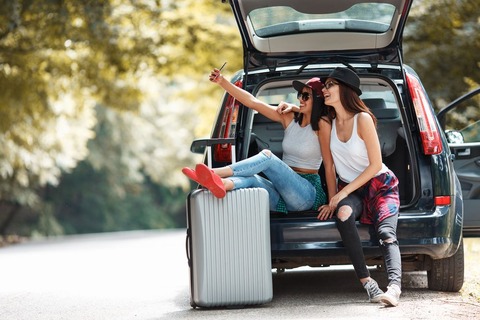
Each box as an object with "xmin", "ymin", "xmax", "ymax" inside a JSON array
[
  {"xmin": 186, "ymin": 150, "xmax": 277, "ymax": 199},
  {"xmin": 229, "ymin": 175, "xmax": 281, "ymax": 209},
  {"xmin": 226, "ymin": 149, "xmax": 278, "ymax": 177},
  {"xmin": 260, "ymin": 151, "xmax": 316, "ymax": 211},
  {"xmin": 376, "ymin": 215, "xmax": 402, "ymax": 307},
  {"xmin": 210, "ymin": 149, "xmax": 274, "ymax": 179},
  {"xmin": 376, "ymin": 215, "xmax": 402, "ymax": 288},
  {"xmin": 335, "ymin": 193, "xmax": 370, "ymax": 280},
  {"xmin": 365, "ymin": 171, "xmax": 401, "ymax": 306},
  {"xmin": 335, "ymin": 193, "xmax": 384, "ymax": 302},
  {"xmin": 226, "ymin": 150, "xmax": 315, "ymax": 211}
]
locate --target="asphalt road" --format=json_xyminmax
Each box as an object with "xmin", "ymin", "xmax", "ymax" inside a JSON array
[{"xmin": 0, "ymin": 229, "xmax": 479, "ymax": 320}]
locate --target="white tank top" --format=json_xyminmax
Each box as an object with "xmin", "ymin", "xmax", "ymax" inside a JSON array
[
  {"xmin": 330, "ymin": 113, "xmax": 387, "ymax": 183},
  {"xmin": 282, "ymin": 120, "xmax": 322, "ymax": 170}
]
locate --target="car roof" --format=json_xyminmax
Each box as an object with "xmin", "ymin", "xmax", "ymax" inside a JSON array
[{"xmin": 229, "ymin": 0, "xmax": 413, "ymax": 71}]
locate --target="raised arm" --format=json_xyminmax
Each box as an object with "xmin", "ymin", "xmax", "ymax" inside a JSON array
[{"xmin": 209, "ymin": 68, "xmax": 290, "ymax": 127}]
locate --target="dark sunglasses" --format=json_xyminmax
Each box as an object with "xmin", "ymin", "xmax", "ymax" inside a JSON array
[
  {"xmin": 297, "ymin": 91, "xmax": 311, "ymax": 101},
  {"xmin": 324, "ymin": 80, "xmax": 339, "ymax": 90}
]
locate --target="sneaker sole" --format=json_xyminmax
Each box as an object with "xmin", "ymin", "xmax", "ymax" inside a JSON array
[
  {"xmin": 195, "ymin": 164, "xmax": 226, "ymax": 198},
  {"xmin": 182, "ymin": 167, "xmax": 201, "ymax": 185},
  {"xmin": 380, "ymin": 296, "xmax": 399, "ymax": 307}
]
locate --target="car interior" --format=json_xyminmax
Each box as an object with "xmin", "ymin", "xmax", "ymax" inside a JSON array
[{"xmin": 247, "ymin": 77, "xmax": 413, "ymax": 211}]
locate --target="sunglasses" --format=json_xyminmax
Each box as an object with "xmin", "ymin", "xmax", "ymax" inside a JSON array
[
  {"xmin": 324, "ymin": 80, "xmax": 339, "ymax": 90},
  {"xmin": 297, "ymin": 91, "xmax": 311, "ymax": 101}
]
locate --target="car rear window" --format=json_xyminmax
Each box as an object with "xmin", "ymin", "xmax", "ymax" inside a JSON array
[
  {"xmin": 257, "ymin": 86, "xmax": 298, "ymax": 105},
  {"xmin": 248, "ymin": 3, "xmax": 397, "ymax": 37}
]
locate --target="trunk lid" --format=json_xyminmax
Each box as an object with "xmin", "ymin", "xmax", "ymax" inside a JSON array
[{"xmin": 229, "ymin": 0, "xmax": 413, "ymax": 71}]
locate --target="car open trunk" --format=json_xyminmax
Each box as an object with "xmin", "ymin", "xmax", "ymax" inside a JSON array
[{"xmin": 244, "ymin": 70, "xmax": 416, "ymax": 208}]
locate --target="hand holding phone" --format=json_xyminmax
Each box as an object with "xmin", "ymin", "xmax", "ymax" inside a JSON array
[{"xmin": 209, "ymin": 62, "xmax": 227, "ymax": 82}]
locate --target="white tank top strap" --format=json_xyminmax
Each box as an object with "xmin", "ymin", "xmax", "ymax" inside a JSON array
[{"xmin": 331, "ymin": 113, "xmax": 388, "ymax": 183}]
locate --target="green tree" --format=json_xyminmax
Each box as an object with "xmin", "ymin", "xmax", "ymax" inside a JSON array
[
  {"xmin": 43, "ymin": 161, "xmax": 185, "ymax": 234},
  {"xmin": 404, "ymin": 0, "xmax": 480, "ymax": 109},
  {"xmin": 0, "ymin": 0, "xmax": 242, "ymax": 236}
]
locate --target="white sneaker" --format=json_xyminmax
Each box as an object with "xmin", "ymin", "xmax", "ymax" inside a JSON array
[{"xmin": 380, "ymin": 284, "xmax": 401, "ymax": 307}]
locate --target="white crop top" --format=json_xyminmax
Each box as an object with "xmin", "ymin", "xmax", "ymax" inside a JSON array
[
  {"xmin": 330, "ymin": 113, "xmax": 388, "ymax": 183},
  {"xmin": 282, "ymin": 120, "xmax": 322, "ymax": 170}
]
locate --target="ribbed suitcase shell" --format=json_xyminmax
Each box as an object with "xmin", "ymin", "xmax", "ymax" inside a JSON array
[{"xmin": 186, "ymin": 188, "xmax": 272, "ymax": 308}]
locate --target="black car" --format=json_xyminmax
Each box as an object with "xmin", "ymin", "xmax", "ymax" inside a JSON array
[
  {"xmin": 189, "ymin": 0, "xmax": 472, "ymax": 292},
  {"xmin": 437, "ymin": 87, "xmax": 480, "ymax": 237}
]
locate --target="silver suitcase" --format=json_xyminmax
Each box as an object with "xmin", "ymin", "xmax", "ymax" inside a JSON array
[{"xmin": 186, "ymin": 187, "xmax": 273, "ymax": 308}]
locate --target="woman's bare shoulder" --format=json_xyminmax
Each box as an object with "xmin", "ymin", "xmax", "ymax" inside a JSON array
[{"xmin": 357, "ymin": 112, "xmax": 375, "ymax": 125}]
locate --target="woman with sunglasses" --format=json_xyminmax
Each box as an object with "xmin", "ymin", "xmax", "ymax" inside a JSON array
[
  {"xmin": 321, "ymin": 67, "xmax": 402, "ymax": 307},
  {"xmin": 280, "ymin": 67, "xmax": 401, "ymax": 306},
  {"xmin": 182, "ymin": 67, "xmax": 336, "ymax": 214}
]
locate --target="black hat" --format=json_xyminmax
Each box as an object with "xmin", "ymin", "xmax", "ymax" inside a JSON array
[{"xmin": 323, "ymin": 67, "xmax": 362, "ymax": 95}]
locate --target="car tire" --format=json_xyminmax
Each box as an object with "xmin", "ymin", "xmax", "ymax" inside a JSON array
[{"xmin": 427, "ymin": 239, "xmax": 464, "ymax": 292}]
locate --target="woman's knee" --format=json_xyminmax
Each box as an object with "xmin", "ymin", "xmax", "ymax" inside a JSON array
[
  {"xmin": 336, "ymin": 205, "xmax": 353, "ymax": 222},
  {"xmin": 260, "ymin": 149, "xmax": 272, "ymax": 157},
  {"xmin": 377, "ymin": 225, "xmax": 398, "ymax": 244}
]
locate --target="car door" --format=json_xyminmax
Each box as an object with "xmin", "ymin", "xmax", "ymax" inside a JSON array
[
  {"xmin": 228, "ymin": 0, "xmax": 413, "ymax": 72},
  {"xmin": 437, "ymin": 87, "xmax": 480, "ymax": 236}
]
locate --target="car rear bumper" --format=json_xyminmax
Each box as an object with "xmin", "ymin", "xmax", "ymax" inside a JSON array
[{"xmin": 270, "ymin": 204, "xmax": 463, "ymax": 262}]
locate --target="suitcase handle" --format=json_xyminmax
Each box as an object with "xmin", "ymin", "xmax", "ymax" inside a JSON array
[
  {"xmin": 189, "ymin": 138, "xmax": 236, "ymax": 166},
  {"xmin": 185, "ymin": 229, "xmax": 192, "ymax": 267}
]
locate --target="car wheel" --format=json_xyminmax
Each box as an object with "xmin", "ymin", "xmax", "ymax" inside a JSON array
[{"xmin": 427, "ymin": 239, "xmax": 464, "ymax": 292}]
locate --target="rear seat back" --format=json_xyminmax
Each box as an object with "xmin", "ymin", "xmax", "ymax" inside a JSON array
[
  {"xmin": 251, "ymin": 98, "xmax": 402, "ymax": 159},
  {"xmin": 363, "ymin": 98, "xmax": 402, "ymax": 157},
  {"xmin": 250, "ymin": 113, "xmax": 284, "ymax": 158}
]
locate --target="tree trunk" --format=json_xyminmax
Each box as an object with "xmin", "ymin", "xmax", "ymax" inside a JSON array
[{"xmin": 0, "ymin": 202, "xmax": 20, "ymax": 236}]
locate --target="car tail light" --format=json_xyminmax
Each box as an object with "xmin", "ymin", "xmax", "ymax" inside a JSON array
[
  {"xmin": 435, "ymin": 196, "xmax": 451, "ymax": 206},
  {"xmin": 214, "ymin": 80, "xmax": 242, "ymax": 163},
  {"xmin": 405, "ymin": 72, "xmax": 443, "ymax": 155}
]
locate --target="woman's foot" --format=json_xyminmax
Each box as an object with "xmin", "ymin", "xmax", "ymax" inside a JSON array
[
  {"xmin": 182, "ymin": 167, "xmax": 201, "ymax": 185},
  {"xmin": 195, "ymin": 164, "xmax": 226, "ymax": 198},
  {"xmin": 379, "ymin": 284, "xmax": 401, "ymax": 307},
  {"xmin": 363, "ymin": 279, "xmax": 384, "ymax": 303}
]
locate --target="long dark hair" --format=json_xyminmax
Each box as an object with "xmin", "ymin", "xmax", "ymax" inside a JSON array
[
  {"xmin": 324, "ymin": 83, "xmax": 377, "ymax": 126},
  {"xmin": 294, "ymin": 91, "xmax": 328, "ymax": 131}
]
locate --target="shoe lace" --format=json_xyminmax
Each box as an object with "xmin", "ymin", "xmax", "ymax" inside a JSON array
[{"xmin": 365, "ymin": 280, "xmax": 383, "ymax": 298}]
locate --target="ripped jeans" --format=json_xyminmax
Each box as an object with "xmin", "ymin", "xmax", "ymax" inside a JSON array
[
  {"xmin": 228, "ymin": 150, "xmax": 316, "ymax": 211},
  {"xmin": 335, "ymin": 191, "xmax": 402, "ymax": 288}
]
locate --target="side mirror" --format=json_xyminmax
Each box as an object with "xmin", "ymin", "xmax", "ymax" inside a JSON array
[
  {"xmin": 190, "ymin": 139, "xmax": 207, "ymax": 154},
  {"xmin": 445, "ymin": 130, "xmax": 464, "ymax": 144}
]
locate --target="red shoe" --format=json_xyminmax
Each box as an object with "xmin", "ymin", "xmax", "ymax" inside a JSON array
[
  {"xmin": 195, "ymin": 163, "xmax": 226, "ymax": 198},
  {"xmin": 182, "ymin": 167, "xmax": 201, "ymax": 185}
]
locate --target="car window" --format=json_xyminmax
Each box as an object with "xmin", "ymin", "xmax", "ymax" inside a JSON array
[
  {"xmin": 442, "ymin": 93, "xmax": 480, "ymax": 143},
  {"xmin": 257, "ymin": 86, "xmax": 298, "ymax": 105},
  {"xmin": 361, "ymin": 90, "xmax": 398, "ymax": 109},
  {"xmin": 248, "ymin": 3, "xmax": 396, "ymax": 37},
  {"xmin": 256, "ymin": 81, "xmax": 400, "ymax": 109}
]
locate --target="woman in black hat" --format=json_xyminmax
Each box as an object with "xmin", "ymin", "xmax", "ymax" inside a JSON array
[
  {"xmin": 320, "ymin": 67, "xmax": 402, "ymax": 307},
  {"xmin": 182, "ymin": 67, "xmax": 336, "ymax": 214}
]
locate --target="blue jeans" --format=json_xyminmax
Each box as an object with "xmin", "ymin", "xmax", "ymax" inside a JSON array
[{"xmin": 228, "ymin": 150, "xmax": 316, "ymax": 211}]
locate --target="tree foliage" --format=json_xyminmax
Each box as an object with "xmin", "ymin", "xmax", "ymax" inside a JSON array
[
  {"xmin": 404, "ymin": 0, "xmax": 480, "ymax": 109},
  {"xmin": 0, "ymin": 0, "xmax": 240, "ymax": 197},
  {"xmin": 44, "ymin": 162, "xmax": 185, "ymax": 234},
  {"xmin": 0, "ymin": 0, "xmax": 242, "ymax": 235}
]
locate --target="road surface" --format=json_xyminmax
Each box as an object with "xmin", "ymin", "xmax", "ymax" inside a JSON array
[{"xmin": 0, "ymin": 229, "xmax": 479, "ymax": 319}]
